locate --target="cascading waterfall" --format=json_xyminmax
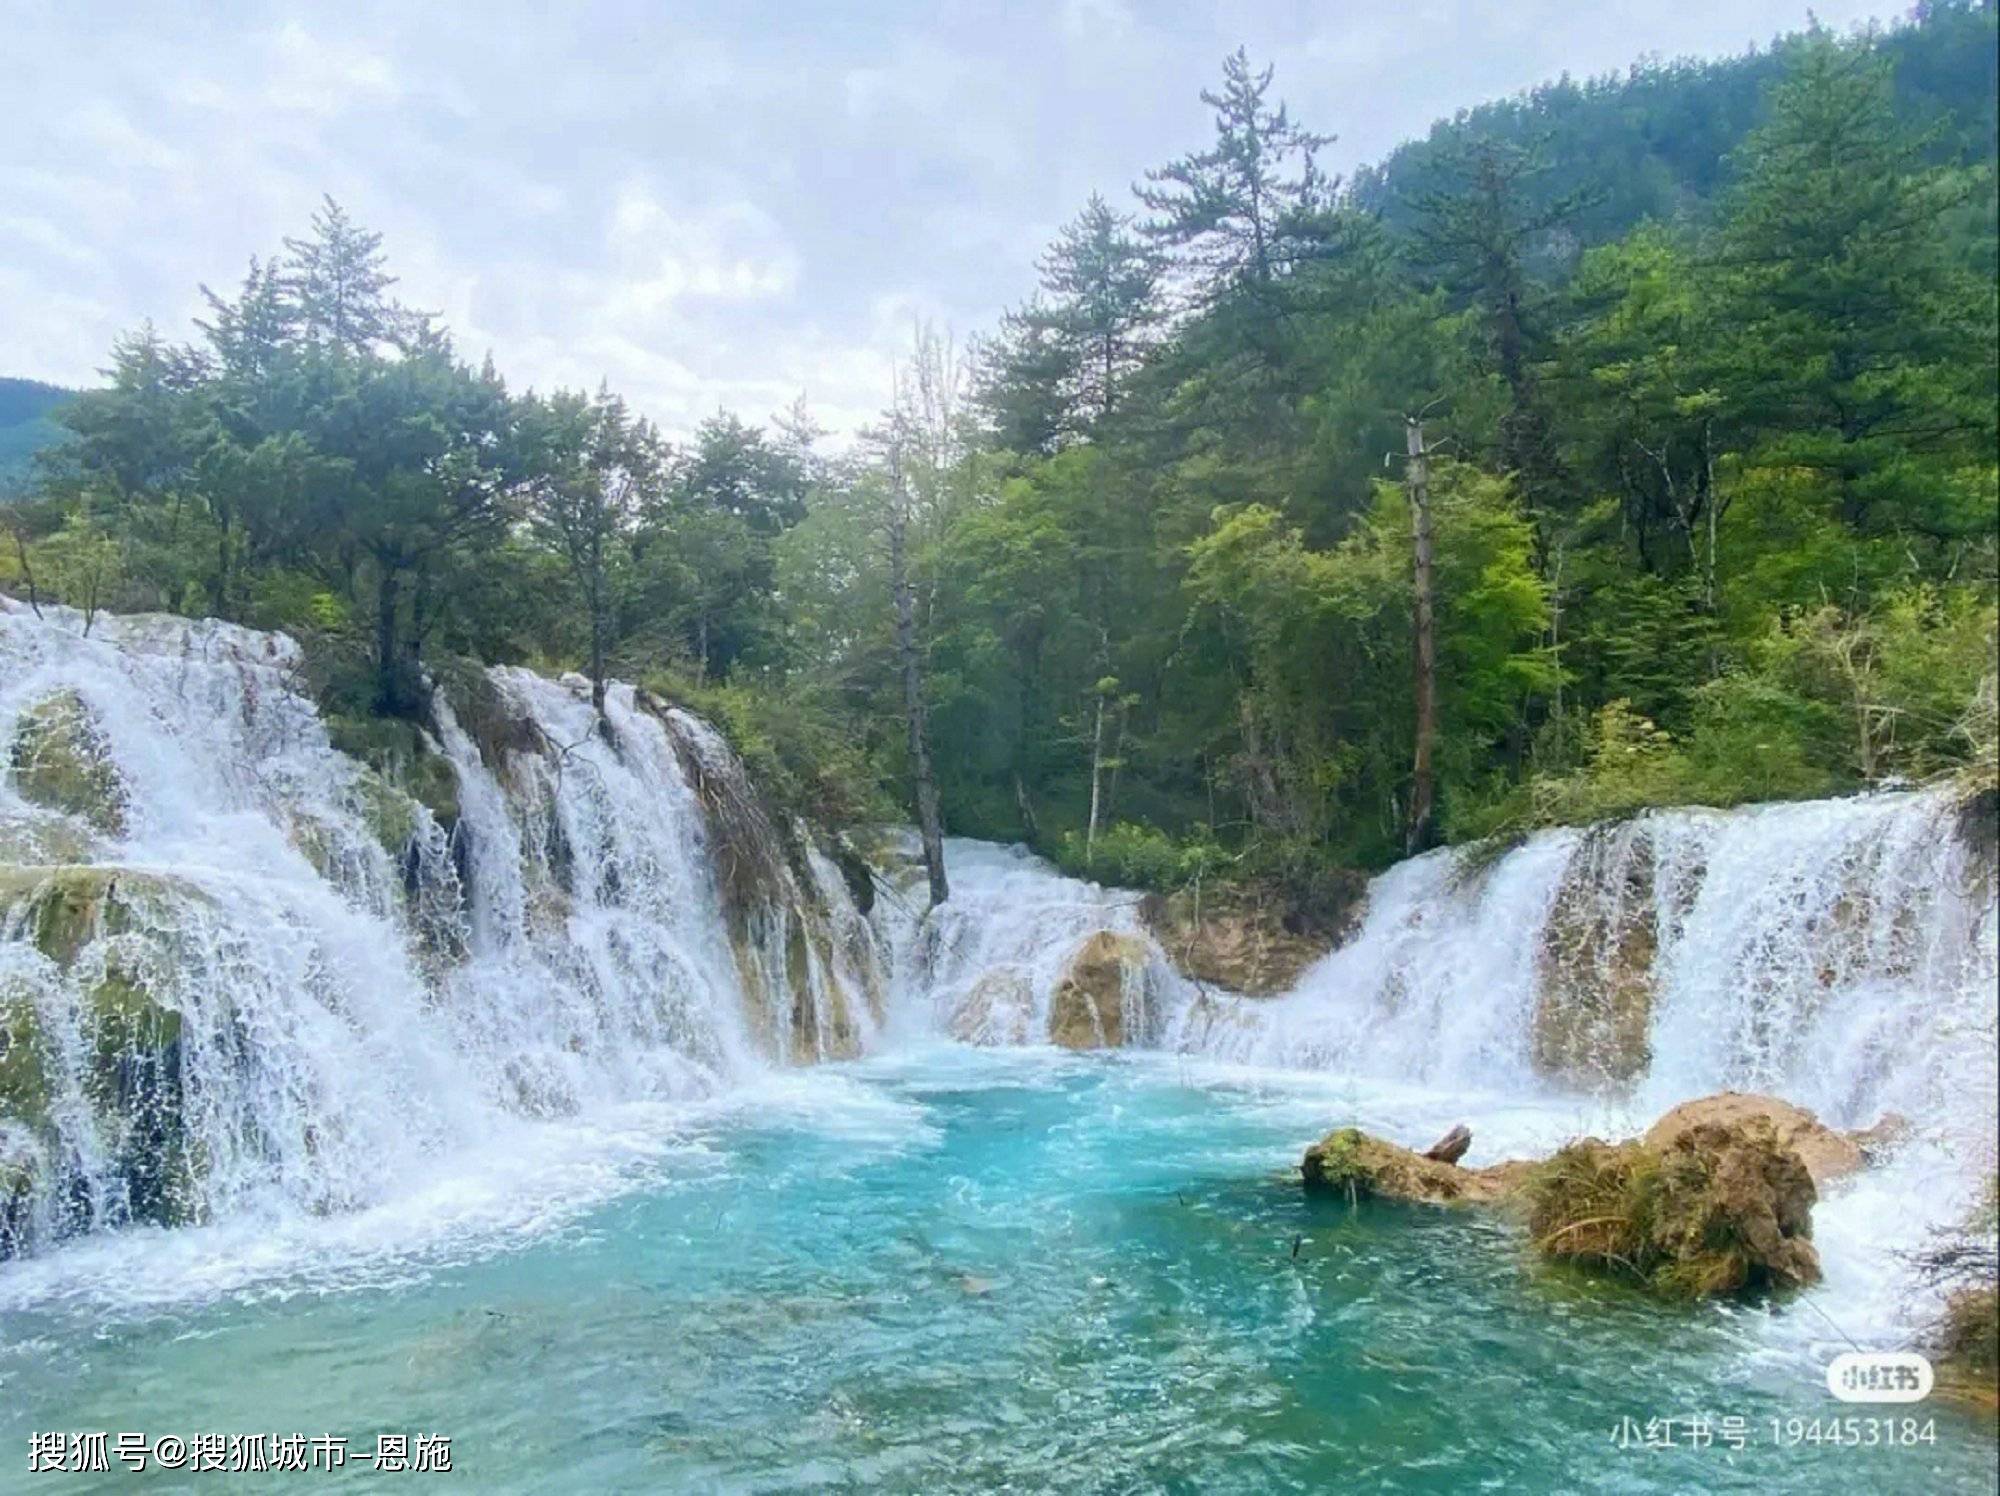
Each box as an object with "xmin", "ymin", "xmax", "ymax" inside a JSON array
[
  {"xmin": 4, "ymin": 591, "xmax": 1994, "ymax": 1348},
  {"xmin": 0, "ymin": 601, "xmax": 879, "ymax": 1261},
  {"xmin": 874, "ymin": 836, "xmax": 1184, "ymax": 1047},
  {"xmin": 1161, "ymin": 791, "xmax": 1997, "ymax": 1151}
]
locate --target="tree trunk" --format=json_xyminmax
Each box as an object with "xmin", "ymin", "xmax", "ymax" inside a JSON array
[
  {"xmin": 374, "ymin": 560, "xmax": 404, "ymax": 716},
  {"xmin": 1085, "ymin": 687, "xmax": 1107, "ymax": 867},
  {"xmin": 889, "ymin": 456, "xmax": 949, "ymax": 907},
  {"xmin": 587, "ymin": 532, "xmax": 608, "ymax": 718},
  {"xmin": 1406, "ymin": 417, "xmax": 1438, "ymax": 857}
]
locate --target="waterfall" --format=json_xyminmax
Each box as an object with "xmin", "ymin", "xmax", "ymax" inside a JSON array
[
  {"xmin": 872, "ymin": 836, "xmax": 1185, "ymax": 1047},
  {"xmin": 0, "ymin": 601, "xmax": 878, "ymax": 1261},
  {"xmin": 5, "ymin": 593, "xmax": 1993, "ymax": 1283},
  {"xmin": 1158, "ymin": 792, "xmax": 1997, "ymax": 1150}
]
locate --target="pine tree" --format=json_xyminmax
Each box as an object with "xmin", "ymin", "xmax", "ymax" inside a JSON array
[
  {"xmin": 282, "ymin": 196, "xmax": 415, "ymax": 353},
  {"xmin": 1136, "ymin": 49, "xmax": 1336, "ymax": 298},
  {"xmin": 1037, "ymin": 194, "xmax": 1162, "ymax": 424},
  {"xmin": 1715, "ymin": 32, "xmax": 1995, "ymax": 539}
]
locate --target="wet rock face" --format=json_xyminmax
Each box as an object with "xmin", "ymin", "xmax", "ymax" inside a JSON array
[
  {"xmin": 649, "ymin": 696, "xmax": 879, "ymax": 1064},
  {"xmin": 949, "ymin": 970, "xmax": 1035, "ymax": 1047},
  {"xmin": 1532, "ymin": 824, "xmax": 1661, "ymax": 1088},
  {"xmin": 1048, "ymin": 931, "xmax": 1153, "ymax": 1049},
  {"xmin": 1140, "ymin": 877, "xmax": 1359, "ymax": 997},
  {"xmin": 8, "ymin": 691, "xmax": 129, "ymax": 836},
  {"xmin": 0, "ymin": 867, "xmax": 205, "ymax": 1256}
]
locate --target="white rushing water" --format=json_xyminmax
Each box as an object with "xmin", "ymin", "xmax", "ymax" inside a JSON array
[
  {"xmin": 2, "ymin": 597, "xmax": 1994, "ymax": 1357},
  {"xmin": 0, "ymin": 600, "xmax": 879, "ymax": 1266},
  {"xmin": 1162, "ymin": 794, "xmax": 1998, "ymax": 1148}
]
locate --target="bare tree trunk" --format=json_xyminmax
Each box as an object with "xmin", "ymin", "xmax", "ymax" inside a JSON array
[
  {"xmin": 587, "ymin": 529, "xmax": 608, "ymax": 718},
  {"xmin": 1085, "ymin": 686, "xmax": 1107, "ymax": 867},
  {"xmin": 1406, "ymin": 416, "xmax": 1438, "ymax": 856},
  {"xmin": 374, "ymin": 560, "xmax": 403, "ymax": 716},
  {"xmin": 889, "ymin": 447, "xmax": 949, "ymax": 907},
  {"xmin": 1014, "ymin": 772, "xmax": 1039, "ymax": 839},
  {"xmin": 9, "ymin": 524, "xmax": 42, "ymax": 618}
]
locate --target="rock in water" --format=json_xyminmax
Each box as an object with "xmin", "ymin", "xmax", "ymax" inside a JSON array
[
  {"xmin": 1641, "ymin": 1091, "xmax": 1863, "ymax": 1187},
  {"xmin": 1048, "ymin": 931, "xmax": 1152, "ymax": 1049},
  {"xmin": 1423, "ymin": 1124, "xmax": 1472, "ymax": 1164},
  {"xmin": 1138, "ymin": 877, "xmax": 1360, "ymax": 996},
  {"xmin": 1525, "ymin": 1117, "xmax": 1821, "ymax": 1298},
  {"xmin": 1299, "ymin": 1091, "xmax": 1842, "ymax": 1301}
]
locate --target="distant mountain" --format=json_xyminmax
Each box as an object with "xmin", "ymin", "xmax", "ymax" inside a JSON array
[
  {"xmin": 1354, "ymin": 0, "xmax": 1999, "ymax": 250},
  {"xmin": 0, "ymin": 377, "xmax": 75, "ymax": 493}
]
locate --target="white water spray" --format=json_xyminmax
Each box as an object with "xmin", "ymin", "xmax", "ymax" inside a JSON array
[{"xmin": 0, "ymin": 601, "xmax": 877, "ymax": 1261}]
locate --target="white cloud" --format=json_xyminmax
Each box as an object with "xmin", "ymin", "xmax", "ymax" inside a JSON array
[{"xmin": 1, "ymin": 0, "xmax": 1904, "ymax": 438}]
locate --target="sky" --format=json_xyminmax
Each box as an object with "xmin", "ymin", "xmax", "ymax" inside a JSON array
[{"xmin": 3, "ymin": 0, "xmax": 1897, "ymax": 440}]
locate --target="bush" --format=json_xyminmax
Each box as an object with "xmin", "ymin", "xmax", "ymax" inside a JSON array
[
  {"xmin": 645, "ymin": 670, "xmax": 890, "ymax": 834},
  {"xmin": 1052, "ymin": 821, "xmax": 1226, "ymax": 891}
]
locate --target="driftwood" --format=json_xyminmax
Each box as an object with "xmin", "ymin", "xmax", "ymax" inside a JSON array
[{"xmin": 1423, "ymin": 1124, "xmax": 1472, "ymax": 1166}]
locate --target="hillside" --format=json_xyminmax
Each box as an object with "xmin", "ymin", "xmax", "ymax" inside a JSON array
[
  {"xmin": 1354, "ymin": 0, "xmax": 1999, "ymax": 249},
  {"xmin": 0, "ymin": 377, "xmax": 73, "ymax": 492}
]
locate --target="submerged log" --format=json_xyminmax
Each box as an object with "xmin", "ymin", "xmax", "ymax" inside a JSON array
[{"xmin": 1301, "ymin": 1128, "xmax": 1526, "ymax": 1206}]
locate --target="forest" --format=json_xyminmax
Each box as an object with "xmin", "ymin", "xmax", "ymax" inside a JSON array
[{"xmin": 4, "ymin": 3, "xmax": 1995, "ymax": 909}]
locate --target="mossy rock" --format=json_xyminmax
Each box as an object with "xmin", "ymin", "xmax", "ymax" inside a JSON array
[
  {"xmin": 436, "ymin": 665, "xmax": 544, "ymax": 778},
  {"xmin": 325, "ymin": 714, "xmax": 459, "ymax": 833},
  {"xmin": 0, "ymin": 865, "xmax": 203, "ymax": 965},
  {"xmin": 0, "ymin": 1139, "xmax": 36, "ymax": 1260},
  {"xmin": 81, "ymin": 957, "xmax": 193, "ymax": 1228},
  {"xmin": 8, "ymin": 691, "xmax": 129, "ymax": 836},
  {"xmin": 0, "ymin": 992, "xmax": 49, "ymax": 1127},
  {"xmin": 0, "ymin": 867, "xmax": 205, "ymax": 1236},
  {"xmin": 1524, "ymin": 1119, "xmax": 1820, "ymax": 1299},
  {"xmin": 0, "ymin": 810, "xmax": 97, "ymax": 866},
  {"xmin": 352, "ymin": 765, "xmax": 422, "ymax": 857},
  {"xmin": 1301, "ymin": 1126, "xmax": 1525, "ymax": 1206}
]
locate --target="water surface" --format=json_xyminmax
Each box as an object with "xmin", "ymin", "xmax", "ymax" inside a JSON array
[{"xmin": 1, "ymin": 1049, "xmax": 1991, "ymax": 1494}]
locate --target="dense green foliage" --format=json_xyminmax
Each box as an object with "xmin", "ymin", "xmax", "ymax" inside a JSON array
[{"xmin": 6, "ymin": 8, "xmax": 1996, "ymax": 889}]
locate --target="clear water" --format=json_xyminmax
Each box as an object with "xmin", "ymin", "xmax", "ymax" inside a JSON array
[{"xmin": 3, "ymin": 1048, "xmax": 1991, "ymax": 1495}]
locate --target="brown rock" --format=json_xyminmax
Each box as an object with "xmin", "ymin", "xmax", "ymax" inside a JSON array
[
  {"xmin": 1048, "ymin": 931, "xmax": 1151, "ymax": 1049},
  {"xmin": 949, "ymin": 970, "xmax": 1034, "ymax": 1046},
  {"xmin": 1531, "ymin": 824, "xmax": 1660, "ymax": 1088},
  {"xmin": 1139, "ymin": 876, "xmax": 1360, "ymax": 996},
  {"xmin": 1642, "ymin": 1092, "xmax": 1863, "ymax": 1187},
  {"xmin": 1424, "ymin": 1124, "xmax": 1472, "ymax": 1164},
  {"xmin": 1524, "ymin": 1117, "xmax": 1822, "ymax": 1298}
]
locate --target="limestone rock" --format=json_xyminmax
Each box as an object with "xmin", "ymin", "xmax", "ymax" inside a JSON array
[
  {"xmin": 1048, "ymin": 931, "xmax": 1152, "ymax": 1049},
  {"xmin": 1642, "ymin": 1091, "xmax": 1864, "ymax": 1187},
  {"xmin": 950, "ymin": 969, "xmax": 1035, "ymax": 1047},
  {"xmin": 8, "ymin": 691, "xmax": 128, "ymax": 835},
  {"xmin": 1531, "ymin": 823, "xmax": 1660, "ymax": 1087}
]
